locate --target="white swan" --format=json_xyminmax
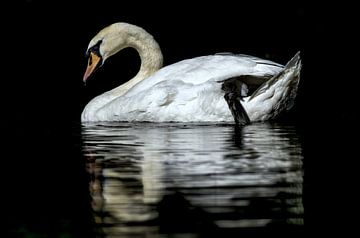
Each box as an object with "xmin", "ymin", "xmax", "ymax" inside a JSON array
[{"xmin": 81, "ymin": 22, "xmax": 301, "ymax": 123}]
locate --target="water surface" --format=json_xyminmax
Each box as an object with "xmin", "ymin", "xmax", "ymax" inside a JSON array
[{"xmin": 82, "ymin": 122, "xmax": 304, "ymax": 237}]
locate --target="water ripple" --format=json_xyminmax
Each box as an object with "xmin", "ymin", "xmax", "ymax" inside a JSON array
[{"xmin": 82, "ymin": 122, "xmax": 303, "ymax": 237}]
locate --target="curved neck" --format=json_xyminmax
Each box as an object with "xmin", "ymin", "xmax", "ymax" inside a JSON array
[
  {"xmin": 110, "ymin": 29, "xmax": 163, "ymax": 96},
  {"xmin": 82, "ymin": 24, "xmax": 164, "ymax": 121}
]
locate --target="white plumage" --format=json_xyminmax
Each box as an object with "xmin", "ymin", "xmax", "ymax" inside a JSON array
[{"xmin": 81, "ymin": 23, "xmax": 301, "ymax": 123}]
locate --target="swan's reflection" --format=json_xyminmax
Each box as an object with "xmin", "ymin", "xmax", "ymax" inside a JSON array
[{"xmin": 82, "ymin": 122, "xmax": 303, "ymax": 237}]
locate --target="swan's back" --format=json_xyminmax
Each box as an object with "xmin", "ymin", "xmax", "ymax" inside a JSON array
[{"xmin": 125, "ymin": 54, "xmax": 283, "ymax": 97}]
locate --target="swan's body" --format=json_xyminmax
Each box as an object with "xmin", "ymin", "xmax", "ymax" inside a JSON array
[{"xmin": 81, "ymin": 23, "xmax": 301, "ymax": 123}]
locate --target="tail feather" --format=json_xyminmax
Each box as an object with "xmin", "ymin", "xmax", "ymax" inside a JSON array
[
  {"xmin": 285, "ymin": 51, "xmax": 301, "ymax": 69},
  {"xmin": 249, "ymin": 52, "xmax": 302, "ymax": 101}
]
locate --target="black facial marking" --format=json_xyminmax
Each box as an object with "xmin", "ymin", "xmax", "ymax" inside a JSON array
[
  {"xmin": 88, "ymin": 55, "xmax": 93, "ymax": 66},
  {"xmin": 85, "ymin": 39, "xmax": 103, "ymax": 58},
  {"xmin": 89, "ymin": 40, "xmax": 102, "ymax": 55},
  {"xmin": 86, "ymin": 40, "xmax": 103, "ymax": 68}
]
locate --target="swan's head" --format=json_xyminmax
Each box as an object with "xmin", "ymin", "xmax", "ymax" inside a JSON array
[
  {"xmin": 83, "ymin": 22, "xmax": 163, "ymax": 82},
  {"xmin": 83, "ymin": 23, "xmax": 132, "ymax": 82}
]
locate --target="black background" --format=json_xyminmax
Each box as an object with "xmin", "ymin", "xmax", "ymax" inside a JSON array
[
  {"xmin": 3, "ymin": 0, "xmax": 359, "ymax": 236},
  {"xmin": 6, "ymin": 0, "xmax": 310, "ymax": 124}
]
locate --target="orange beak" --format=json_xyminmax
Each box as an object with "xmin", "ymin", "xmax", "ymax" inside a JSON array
[{"xmin": 83, "ymin": 52, "xmax": 102, "ymax": 82}]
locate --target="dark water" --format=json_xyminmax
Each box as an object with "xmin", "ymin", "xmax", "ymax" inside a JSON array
[{"xmin": 81, "ymin": 122, "xmax": 304, "ymax": 237}]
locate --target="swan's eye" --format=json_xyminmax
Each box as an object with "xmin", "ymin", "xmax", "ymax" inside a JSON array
[{"xmin": 89, "ymin": 40, "xmax": 102, "ymax": 55}]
